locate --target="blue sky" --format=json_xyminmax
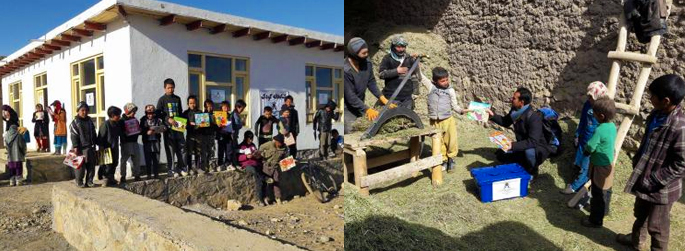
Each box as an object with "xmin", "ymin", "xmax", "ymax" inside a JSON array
[{"xmin": 0, "ymin": 0, "xmax": 343, "ymax": 56}]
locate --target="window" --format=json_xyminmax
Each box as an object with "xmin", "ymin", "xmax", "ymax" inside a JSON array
[
  {"xmin": 187, "ymin": 52, "xmax": 250, "ymax": 125},
  {"xmin": 306, "ymin": 64, "xmax": 343, "ymax": 123},
  {"xmin": 34, "ymin": 73, "xmax": 49, "ymax": 109},
  {"xmin": 71, "ymin": 55, "xmax": 105, "ymax": 127},
  {"xmin": 8, "ymin": 81, "xmax": 23, "ymax": 127}
]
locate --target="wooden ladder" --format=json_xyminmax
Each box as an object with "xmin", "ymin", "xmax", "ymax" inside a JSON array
[{"xmin": 607, "ymin": 1, "xmax": 672, "ymax": 165}]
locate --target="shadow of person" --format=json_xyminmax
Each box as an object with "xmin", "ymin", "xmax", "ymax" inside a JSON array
[
  {"xmin": 547, "ymin": 118, "xmax": 580, "ymax": 185},
  {"xmin": 527, "ymin": 173, "xmax": 631, "ymax": 250},
  {"xmin": 344, "ymin": 215, "xmax": 561, "ymax": 250}
]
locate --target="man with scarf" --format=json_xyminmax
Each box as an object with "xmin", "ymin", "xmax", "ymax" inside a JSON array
[
  {"xmin": 486, "ymin": 87, "xmax": 551, "ymax": 180},
  {"xmin": 344, "ymin": 37, "xmax": 387, "ymax": 134},
  {"xmin": 378, "ymin": 35, "xmax": 420, "ymax": 109}
]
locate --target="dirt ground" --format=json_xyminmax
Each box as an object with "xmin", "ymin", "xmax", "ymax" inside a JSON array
[
  {"xmin": 0, "ymin": 177, "xmax": 343, "ymax": 251},
  {"xmin": 184, "ymin": 194, "xmax": 344, "ymax": 251}
]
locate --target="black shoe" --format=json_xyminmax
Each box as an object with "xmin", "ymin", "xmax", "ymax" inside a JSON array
[
  {"xmin": 134, "ymin": 176, "xmax": 141, "ymax": 182},
  {"xmin": 447, "ymin": 158, "xmax": 455, "ymax": 172},
  {"xmin": 580, "ymin": 218, "xmax": 602, "ymax": 228},
  {"xmin": 120, "ymin": 178, "xmax": 127, "ymax": 184}
]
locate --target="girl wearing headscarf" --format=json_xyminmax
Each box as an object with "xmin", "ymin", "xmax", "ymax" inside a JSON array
[
  {"xmin": 3, "ymin": 105, "xmax": 26, "ymax": 186},
  {"xmin": 48, "ymin": 100, "xmax": 68, "ymax": 155},
  {"xmin": 2, "ymin": 105, "xmax": 19, "ymax": 131}
]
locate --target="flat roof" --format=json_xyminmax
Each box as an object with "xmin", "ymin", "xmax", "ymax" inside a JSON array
[{"xmin": 0, "ymin": 0, "xmax": 343, "ymax": 77}]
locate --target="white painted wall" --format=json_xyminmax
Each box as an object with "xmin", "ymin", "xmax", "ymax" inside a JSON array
[
  {"xmin": 1, "ymin": 18, "xmax": 132, "ymax": 151},
  {"xmin": 127, "ymin": 15, "xmax": 344, "ymax": 152}
]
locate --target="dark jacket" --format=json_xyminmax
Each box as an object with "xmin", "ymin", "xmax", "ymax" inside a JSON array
[
  {"xmin": 280, "ymin": 105, "xmax": 299, "ymax": 136},
  {"xmin": 140, "ymin": 115, "xmax": 163, "ymax": 153},
  {"xmin": 32, "ymin": 111, "xmax": 50, "ymax": 138},
  {"xmin": 3, "ymin": 107, "xmax": 19, "ymax": 132},
  {"xmin": 97, "ymin": 119, "xmax": 121, "ymax": 164},
  {"xmin": 182, "ymin": 109, "xmax": 201, "ymax": 137},
  {"xmin": 254, "ymin": 115, "xmax": 279, "ymax": 139},
  {"xmin": 625, "ymin": 107, "xmax": 685, "ymax": 204},
  {"xmin": 119, "ymin": 114, "xmax": 140, "ymax": 143},
  {"xmin": 624, "ymin": 0, "xmax": 669, "ymax": 43},
  {"xmin": 378, "ymin": 54, "xmax": 418, "ymax": 101},
  {"xmin": 70, "ymin": 116, "xmax": 97, "ymax": 162},
  {"xmin": 313, "ymin": 109, "xmax": 340, "ymax": 133},
  {"xmin": 490, "ymin": 107, "xmax": 551, "ymax": 157},
  {"xmin": 156, "ymin": 94, "xmax": 183, "ymax": 126},
  {"xmin": 344, "ymin": 58, "xmax": 382, "ymax": 116}
]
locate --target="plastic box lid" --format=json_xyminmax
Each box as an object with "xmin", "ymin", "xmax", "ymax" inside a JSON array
[{"xmin": 470, "ymin": 163, "xmax": 531, "ymax": 184}]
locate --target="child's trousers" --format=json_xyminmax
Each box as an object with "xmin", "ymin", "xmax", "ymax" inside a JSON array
[{"xmin": 430, "ymin": 116, "xmax": 459, "ymax": 163}]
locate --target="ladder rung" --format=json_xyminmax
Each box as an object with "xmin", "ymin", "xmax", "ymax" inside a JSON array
[
  {"xmin": 608, "ymin": 51, "xmax": 657, "ymax": 64},
  {"xmin": 615, "ymin": 102, "xmax": 639, "ymax": 115}
]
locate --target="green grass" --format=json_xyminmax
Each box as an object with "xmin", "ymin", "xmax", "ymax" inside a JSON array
[{"xmin": 344, "ymin": 117, "xmax": 685, "ymax": 251}]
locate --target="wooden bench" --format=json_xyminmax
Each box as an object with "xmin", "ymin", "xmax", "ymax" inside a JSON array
[{"xmin": 343, "ymin": 128, "xmax": 443, "ymax": 196}]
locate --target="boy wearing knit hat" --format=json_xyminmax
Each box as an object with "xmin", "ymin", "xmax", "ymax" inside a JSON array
[
  {"xmin": 259, "ymin": 133, "xmax": 288, "ymax": 205},
  {"xmin": 344, "ymin": 37, "xmax": 386, "ymax": 133},
  {"xmin": 70, "ymin": 101, "xmax": 98, "ymax": 188},
  {"xmin": 118, "ymin": 102, "xmax": 142, "ymax": 183}
]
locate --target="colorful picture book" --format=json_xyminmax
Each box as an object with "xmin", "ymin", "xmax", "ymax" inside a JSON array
[
  {"xmin": 124, "ymin": 119, "xmax": 141, "ymax": 136},
  {"xmin": 195, "ymin": 113, "xmax": 211, "ymax": 128},
  {"xmin": 172, "ymin": 117, "xmax": 187, "ymax": 133},
  {"xmin": 63, "ymin": 150, "xmax": 85, "ymax": 169},
  {"xmin": 97, "ymin": 148, "xmax": 113, "ymax": 165},
  {"xmin": 489, "ymin": 131, "xmax": 512, "ymax": 151},
  {"xmin": 467, "ymin": 101, "xmax": 491, "ymax": 122},
  {"xmin": 149, "ymin": 125, "xmax": 165, "ymax": 134},
  {"xmin": 214, "ymin": 111, "xmax": 229, "ymax": 127},
  {"xmin": 279, "ymin": 156, "xmax": 296, "ymax": 172}
]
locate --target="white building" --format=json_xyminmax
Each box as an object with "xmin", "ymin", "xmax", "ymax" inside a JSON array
[{"xmin": 0, "ymin": 0, "xmax": 344, "ymax": 163}]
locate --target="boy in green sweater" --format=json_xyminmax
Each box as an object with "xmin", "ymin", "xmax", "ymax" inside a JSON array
[{"xmin": 581, "ymin": 96, "xmax": 617, "ymax": 228}]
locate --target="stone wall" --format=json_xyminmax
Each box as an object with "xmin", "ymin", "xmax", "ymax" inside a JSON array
[
  {"xmin": 52, "ymin": 182, "xmax": 303, "ymax": 251},
  {"xmin": 346, "ymin": 0, "xmax": 685, "ymax": 151},
  {"xmin": 125, "ymin": 159, "xmax": 344, "ymax": 208}
]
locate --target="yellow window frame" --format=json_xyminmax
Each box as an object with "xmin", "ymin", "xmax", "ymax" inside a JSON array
[
  {"xmin": 8, "ymin": 81, "xmax": 23, "ymax": 127},
  {"xmin": 306, "ymin": 64, "xmax": 344, "ymax": 123},
  {"xmin": 34, "ymin": 72, "xmax": 49, "ymax": 107},
  {"xmin": 187, "ymin": 51, "xmax": 251, "ymax": 126},
  {"xmin": 70, "ymin": 55, "xmax": 106, "ymax": 128}
]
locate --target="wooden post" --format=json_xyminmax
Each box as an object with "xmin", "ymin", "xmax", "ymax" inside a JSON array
[
  {"xmin": 343, "ymin": 152, "xmax": 352, "ymax": 187},
  {"xmin": 431, "ymin": 133, "xmax": 443, "ymax": 186},
  {"xmin": 410, "ymin": 136, "xmax": 421, "ymax": 177},
  {"xmin": 353, "ymin": 149, "xmax": 369, "ymax": 196}
]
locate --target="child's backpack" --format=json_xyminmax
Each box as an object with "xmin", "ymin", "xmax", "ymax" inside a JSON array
[{"xmin": 530, "ymin": 107, "xmax": 563, "ymax": 157}]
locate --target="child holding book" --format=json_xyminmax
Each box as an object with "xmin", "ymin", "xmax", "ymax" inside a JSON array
[
  {"xmin": 183, "ymin": 95, "xmax": 203, "ymax": 175},
  {"xmin": 97, "ymin": 106, "xmax": 122, "ymax": 186},
  {"xmin": 216, "ymin": 101, "xmax": 233, "ymax": 170},
  {"xmin": 119, "ymin": 103, "xmax": 141, "ymax": 182},
  {"xmin": 200, "ymin": 100, "xmax": 218, "ymax": 172},
  {"xmin": 32, "ymin": 104, "xmax": 50, "ymax": 152},
  {"xmin": 580, "ymin": 97, "xmax": 616, "ymax": 228},
  {"xmin": 140, "ymin": 105, "xmax": 164, "ymax": 179}
]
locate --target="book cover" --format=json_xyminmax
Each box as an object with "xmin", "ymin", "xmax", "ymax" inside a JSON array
[
  {"xmin": 489, "ymin": 131, "xmax": 512, "ymax": 151},
  {"xmin": 172, "ymin": 117, "xmax": 187, "ymax": 133},
  {"xmin": 124, "ymin": 119, "xmax": 141, "ymax": 136},
  {"xmin": 467, "ymin": 101, "xmax": 492, "ymax": 122},
  {"xmin": 214, "ymin": 111, "xmax": 228, "ymax": 127},
  {"xmin": 195, "ymin": 113, "xmax": 211, "ymax": 128},
  {"xmin": 279, "ymin": 156, "xmax": 296, "ymax": 172}
]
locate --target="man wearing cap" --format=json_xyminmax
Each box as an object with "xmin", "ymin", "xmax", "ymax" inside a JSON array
[
  {"xmin": 344, "ymin": 37, "xmax": 388, "ymax": 134},
  {"xmin": 48, "ymin": 100, "xmax": 68, "ymax": 155},
  {"xmin": 259, "ymin": 133, "xmax": 288, "ymax": 205},
  {"xmin": 119, "ymin": 103, "xmax": 142, "ymax": 183},
  {"xmin": 313, "ymin": 100, "xmax": 340, "ymax": 160},
  {"xmin": 70, "ymin": 101, "xmax": 98, "ymax": 187},
  {"xmin": 378, "ymin": 35, "xmax": 420, "ymax": 109}
]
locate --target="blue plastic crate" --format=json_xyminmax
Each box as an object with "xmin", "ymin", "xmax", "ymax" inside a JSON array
[{"xmin": 469, "ymin": 163, "xmax": 532, "ymax": 203}]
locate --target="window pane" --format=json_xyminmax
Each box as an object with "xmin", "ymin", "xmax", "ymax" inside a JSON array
[
  {"xmin": 306, "ymin": 81, "xmax": 311, "ymax": 112},
  {"xmin": 189, "ymin": 74, "xmax": 200, "ymax": 97},
  {"xmin": 97, "ymin": 56, "xmax": 104, "ymax": 70},
  {"xmin": 316, "ymin": 67, "xmax": 333, "ymax": 88},
  {"xmin": 236, "ymin": 76, "xmax": 245, "ymax": 101},
  {"xmin": 72, "ymin": 64, "xmax": 79, "ymax": 76},
  {"xmin": 188, "ymin": 54, "xmax": 202, "ymax": 68},
  {"xmin": 81, "ymin": 88, "xmax": 97, "ymax": 115},
  {"xmin": 100, "ymin": 75, "xmax": 105, "ymax": 111},
  {"xmin": 305, "ymin": 66, "xmax": 313, "ymax": 76},
  {"xmin": 206, "ymin": 56, "xmax": 231, "ymax": 83},
  {"xmin": 42, "ymin": 75, "xmax": 47, "ymax": 86},
  {"xmin": 35, "ymin": 77, "xmax": 40, "ymax": 88},
  {"xmin": 235, "ymin": 59, "xmax": 247, "ymax": 71},
  {"xmin": 12, "ymin": 85, "xmax": 19, "ymax": 100},
  {"xmin": 206, "ymin": 86, "xmax": 232, "ymax": 110},
  {"xmin": 316, "ymin": 90, "xmax": 332, "ymax": 106},
  {"xmin": 82, "ymin": 59, "xmax": 96, "ymax": 86},
  {"xmin": 335, "ymin": 69, "xmax": 342, "ymax": 79}
]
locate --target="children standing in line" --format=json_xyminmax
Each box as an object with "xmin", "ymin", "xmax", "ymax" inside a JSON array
[
  {"xmin": 419, "ymin": 67, "xmax": 466, "ymax": 172},
  {"xmin": 156, "ymin": 78, "xmax": 187, "ymax": 177},
  {"xmin": 183, "ymin": 95, "xmax": 203, "ymax": 175},
  {"xmin": 70, "ymin": 102, "xmax": 98, "ymax": 188},
  {"xmin": 48, "ymin": 100, "xmax": 68, "ymax": 155},
  {"xmin": 313, "ymin": 101, "xmax": 340, "ymax": 160},
  {"xmin": 97, "ymin": 106, "xmax": 122, "ymax": 187},
  {"xmin": 562, "ymin": 81, "xmax": 606, "ymax": 195},
  {"xmin": 141, "ymin": 105, "xmax": 164, "ymax": 179},
  {"xmin": 254, "ymin": 106, "xmax": 279, "ymax": 147},
  {"xmin": 119, "ymin": 103, "xmax": 142, "ymax": 182},
  {"xmin": 579, "ymin": 97, "xmax": 617, "ymax": 229},
  {"xmin": 32, "ymin": 104, "xmax": 50, "ymax": 152}
]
